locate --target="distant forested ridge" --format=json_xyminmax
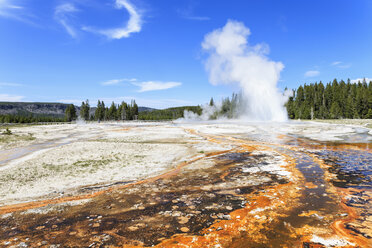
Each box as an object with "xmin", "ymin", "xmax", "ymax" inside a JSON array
[
  {"xmin": 0, "ymin": 102, "xmax": 68, "ymax": 123},
  {"xmin": 0, "ymin": 102, "xmax": 67, "ymax": 116},
  {"xmin": 286, "ymin": 78, "xmax": 372, "ymax": 119}
]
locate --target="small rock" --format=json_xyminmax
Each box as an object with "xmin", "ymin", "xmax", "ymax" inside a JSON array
[
  {"xmin": 128, "ymin": 226, "xmax": 138, "ymax": 231},
  {"xmin": 180, "ymin": 227, "xmax": 189, "ymax": 232},
  {"xmin": 49, "ymin": 245, "xmax": 61, "ymax": 248},
  {"xmin": 178, "ymin": 216, "xmax": 189, "ymax": 224},
  {"xmin": 17, "ymin": 242, "xmax": 28, "ymax": 247},
  {"xmin": 172, "ymin": 211, "xmax": 181, "ymax": 217}
]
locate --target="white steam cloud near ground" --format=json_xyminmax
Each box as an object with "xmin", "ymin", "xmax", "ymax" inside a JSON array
[{"xmin": 187, "ymin": 20, "xmax": 289, "ymax": 122}]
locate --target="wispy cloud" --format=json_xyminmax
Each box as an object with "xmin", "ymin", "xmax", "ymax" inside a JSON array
[
  {"xmin": 101, "ymin": 78, "xmax": 137, "ymax": 86},
  {"xmin": 0, "ymin": 0, "xmax": 22, "ymax": 10},
  {"xmin": 351, "ymin": 78, "xmax": 372, "ymax": 84},
  {"xmin": 101, "ymin": 79, "xmax": 126, "ymax": 86},
  {"xmin": 304, "ymin": 70, "xmax": 320, "ymax": 77},
  {"xmin": 133, "ymin": 81, "xmax": 182, "ymax": 92},
  {"xmin": 177, "ymin": 3, "xmax": 210, "ymax": 21},
  {"xmin": 0, "ymin": 94, "xmax": 24, "ymax": 101},
  {"xmin": 0, "ymin": 0, "xmax": 35, "ymax": 24},
  {"xmin": 331, "ymin": 61, "xmax": 351, "ymax": 69},
  {"xmin": 58, "ymin": 99, "xmax": 83, "ymax": 105},
  {"xmin": 54, "ymin": 3, "xmax": 79, "ymax": 38},
  {"xmin": 82, "ymin": 0, "xmax": 142, "ymax": 39}
]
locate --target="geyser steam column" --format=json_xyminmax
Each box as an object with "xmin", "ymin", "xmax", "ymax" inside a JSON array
[{"xmin": 202, "ymin": 20, "xmax": 288, "ymax": 122}]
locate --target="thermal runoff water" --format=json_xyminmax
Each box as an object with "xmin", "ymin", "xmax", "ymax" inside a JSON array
[{"xmin": 202, "ymin": 20, "xmax": 288, "ymax": 122}]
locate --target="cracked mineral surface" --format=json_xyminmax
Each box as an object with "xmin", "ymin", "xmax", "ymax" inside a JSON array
[{"xmin": 0, "ymin": 120, "xmax": 371, "ymax": 247}]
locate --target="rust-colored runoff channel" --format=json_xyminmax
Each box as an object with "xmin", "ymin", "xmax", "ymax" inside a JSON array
[{"xmin": 0, "ymin": 128, "xmax": 370, "ymax": 247}]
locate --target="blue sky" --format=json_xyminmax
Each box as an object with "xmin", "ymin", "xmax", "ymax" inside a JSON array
[{"xmin": 0, "ymin": 0, "xmax": 371, "ymax": 108}]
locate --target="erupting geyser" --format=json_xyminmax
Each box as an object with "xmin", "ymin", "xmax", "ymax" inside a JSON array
[{"xmin": 202, "ymin": 20, "xmax": 288, "ymax": 121}]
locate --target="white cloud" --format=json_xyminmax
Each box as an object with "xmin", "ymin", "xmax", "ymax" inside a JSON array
[
  {"xmin": 133, "ymin": 81, "xmax": 182, "ymax": 92},
  {"xmin": 101, "ymin": 79, "xmax": 126, "ymax": 86},
  {"xmin": 101, "ymin": 78, "xmax": 137, "ymax": 86},
  {"xmin": 0, "ymin": 0, "xmax": 22, "ymax": 10},
  {"xmin": 304, "ymin": 70, "xmax": 320, "ymax": 77},
  {"xmin": 0, "ymin": 94, "xmax": 24, "ymax": 101},
  {"xmin": 82, "ymin": 0, "xmax": 142, "ymax": 39},
  {"xmin": 331, "ymin": 61, "xmax": 351, "ymax": 69},
  {"xmin": 350, "ymin": 78, "xmax": 372, "ymax": 84},
  {"xmin": 0, "ymin": 0, "xmax": 34, "ymax": 24},
  {"xmin": 101, "ymin": 78, "xmax": 181, "ymax": 92},
  {"xmin": 54, "ymin": 3, "xmax": 79, "ymax": 38}
]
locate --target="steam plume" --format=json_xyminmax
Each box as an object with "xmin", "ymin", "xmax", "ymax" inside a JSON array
[{"xmin": 202, "ymin": 20, "xmax": 288, "ymax": 121}]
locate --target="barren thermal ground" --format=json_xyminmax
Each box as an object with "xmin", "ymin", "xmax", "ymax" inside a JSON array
[{"xmin": 0, "ymin": 120, "xmax": 371, "ymax": 247}]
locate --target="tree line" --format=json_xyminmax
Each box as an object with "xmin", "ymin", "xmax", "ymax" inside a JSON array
[
  {"xmin": 2, "ymin": 78, "xmax": 371, "ymax": 123},
  {"xmin": 0, "ymin": 114, "xmax": 65, "ymax": 124},
  {"xmin": 138, "ymin": 106, "xmax": 202, "ymax": 120},
  {"xmin": 286, "ymin": 78, "xmax": 372, "ymax": 119},
  {"xmin": 205, "ymin": 79, "xmax": 372, "ymax": 120},
  {"xmin": 65, "ymin": 99, "xmax": 140, "ymax": 122}
]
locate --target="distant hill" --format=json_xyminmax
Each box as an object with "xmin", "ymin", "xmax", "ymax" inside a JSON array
[
  {"xmin": 0, "ymin": 102, "xmax": 69, "ymax": 117},
  {"xmin": 0, "ymin": 102, "xmax": 157, "ymax": 118},
  {"xmin": 138, "ymin": 106, "xmax": 157, "ymax": 112}
]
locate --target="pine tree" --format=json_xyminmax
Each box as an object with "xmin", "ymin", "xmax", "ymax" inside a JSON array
[
  {"xmin": 209, "ymin": 97, "xmax": 214, "ymax": 106},
  {"xmin": 366, "ymin": 109, "xmax": 372, "ymax": 119},
  {"xmin": 107, "ymin": 102, "xmax": 118, "ymax": 120},
  {"xmin": 65, "ymin": 104, "xmax": 77, "ymax": 122},
  {"xmin": 80, "ymin": 100, "xmax": 90, "ymax": 121},
  {"xmin": 95, "ymin": 100, "xmax": 106, "ymax": 121}
]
